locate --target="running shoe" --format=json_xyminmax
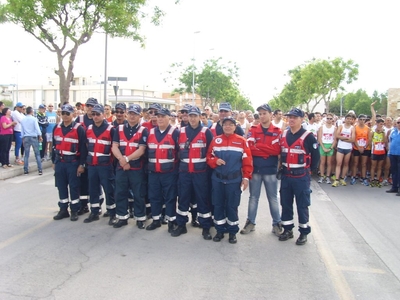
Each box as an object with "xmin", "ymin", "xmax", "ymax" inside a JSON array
[
  {"xmin": 340, "ymin": 179, "xmax": 347, "ymax": 186},
  {"xmin": 332, "ymin": 180, "xmax": 339, "ymax": 187},
  {"xmin": 318, "ymin": 176, "xmax": 325, "ymax": 184},
  {"xmin": 363, "ymin": 179, "xmax": 369, "ymax": 186},
  {"xmin": 350, "ymin": 177, "xmax": 356, "ymax": 185},
  {"xmin": 383, "ymin": 180, "xmax": 389, "ymax": 186},
  {"xmin": 326, "ymin": 177, "xmax": 332, "ymax": 184}
]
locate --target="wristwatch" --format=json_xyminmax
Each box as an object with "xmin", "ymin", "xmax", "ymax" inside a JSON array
[{"xmin": 124, "ymin": 156, "xmax": 129, "ymax": 163}]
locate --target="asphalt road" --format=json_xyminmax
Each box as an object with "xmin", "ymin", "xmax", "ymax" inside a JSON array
[{"xmin": 0, "ymin": 172, "xmax": 399, "ymax": 300}]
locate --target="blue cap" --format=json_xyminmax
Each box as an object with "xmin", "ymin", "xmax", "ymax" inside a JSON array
[
  {"xmin": 149, "ymin": 103, "xmax": 162, "ymax": 110},
  {"xmin": 222, "ymin": 116, "xmax": 236, "ymax": 125},
  {"xmin": 16, "ymin": 102, "xmax": 24, "ymax": 107},
  {"xmin": 38, "ymin": 104, "xmax": 46, "ymax": 109},
  {"xmin": 180, "ymin": 104, "xmax": 192, "ymax": 112},
  {"xmin": 128, "ymin": 104, "xmax": 142, "ymax": 115},
  {"xmin": 86, "ymin": 97, "xmax": 98, "ymax": 106},
  {"xmin": 115, "ymin": 103, "xmax": 126, "ymax": 110},
  {"xmin": 61, "ymin": 104, "xmax": 74, "ymax": 113},
  {"xmin": 92, "ymin": 104, "xmax": 104, "ymax": 113},
  {"xmin": 156, "ymin": 108, "xmax": 171, "ymax": 116},
  {"xmin": 256, "ymin": 103, "xmax": 272, "ymax": 113},
  {"xmin": 188, "ymin": 106, "xmax": 201, "ymax": 116},
  {"xmin": 219, "ymin": 102, "xmax": 232, "ymax": 112},
  {"xmin": 285, "ymin": 108, "xmax": 304, "ymax": 118}
]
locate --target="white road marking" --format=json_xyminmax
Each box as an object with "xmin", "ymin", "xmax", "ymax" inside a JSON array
[{"xmin": 6, "ymin": 172, "xmax": 53, "ymax": 184}]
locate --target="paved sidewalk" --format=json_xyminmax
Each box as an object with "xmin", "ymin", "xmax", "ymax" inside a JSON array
[{"xmin": 0, "ymin": 147, "xmax": 52, "ymax": 180}]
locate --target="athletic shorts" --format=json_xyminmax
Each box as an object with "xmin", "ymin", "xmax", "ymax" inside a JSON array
[
  {"xmin": 337, "ymin": 148, "xmax": 352, "ymax": 155},
  {"xmin": 371, "ymin": 154, "xmax": 386, "ymax": 161},
  {"xmin": 46, "ymin": 133, "xmax": 53, "ymax": 141},
  {"xmin": 319, "ymin": 143, "xmax": 334, "ymax": 156},
  {"xmin": 352, "ymin": 149, "xmax": 371, "ymax": 157}
]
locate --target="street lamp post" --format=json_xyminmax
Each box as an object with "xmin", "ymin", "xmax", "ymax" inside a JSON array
[
  {"xmin": 192, "ymin": 31, "xmax": 200, "ymax": 105},
  {"xmin": 340, "ymin": 96, "xmax": 344, "ymax": 117},
  {"xmin": 14, "ymin": 60, "xmax": 20, "ymax": 106}
]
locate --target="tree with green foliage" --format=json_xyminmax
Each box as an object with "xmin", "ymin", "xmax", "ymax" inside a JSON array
[
  {"xmin": 165, "ymin": 58, "xmax": 252, "ymax": 111},
  {"xmin": 330, "ymin": 89, "xmax": 387, "ymax": 116},
  {"xmin": 274, "ymin": 57, "xmax": 359, "ymax": 113},
  {"xmin": 0, "ymin": 0, "xmax": 170, "ymax": 103}
]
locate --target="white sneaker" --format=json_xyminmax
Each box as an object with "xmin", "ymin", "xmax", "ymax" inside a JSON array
[
  {"xmin": 318, "ymin": 176, "xmax": 325, "ymax": 183},
  {"xmin": 326, "ymin": 178, "xmax": 332, "ymax": 184}
]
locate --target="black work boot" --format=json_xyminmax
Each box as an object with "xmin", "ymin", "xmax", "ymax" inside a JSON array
[
  {"xmin": 83, "ymin": 213, "xmax": 100, "ymax": 223},
  {"xmin": 146, "ymin": 220, "xmax": 161, "ymax": 231},
  {"xmin": 229, "ymin": 233, "xmax": 237, "ymax": 244},
  {"xmin": 296, "ymin": 234, "xmax": 308, "ymax": 245},
  {"xmin": 202, "ymin": 228, "xmax": 212, "ymax": 240},
  {"xmin": 171, "ymin": 225, "xmax": 187, "ymax": 237},
  {"xmin": 77, "ymin": 205, "xmax": 89, "ymax": 216},
  {"xmin": 213, "ymin": 232, "xmax": 225, "ymax": 242},
  {"xmin": 53, "ymin": 210, "xmax": 70, "ymax": 220},
  {"xmin": 279, "ymin": 229, "xmax": 294, "ymax": 241},
  {"xmin": 108, "ymin": 215, "xmax": 117, "ymax": 225},
  {"xmin": 70, "ymin": 211, "xmax": 78, "ymax": 222},
  {"xmin": 113, "ymin": 219, "xmax": 128, "ymax": 228}
]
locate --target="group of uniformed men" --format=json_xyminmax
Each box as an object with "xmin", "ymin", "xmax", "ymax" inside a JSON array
[{"xmin": 51, "ymin": 98, "xmax": 319, "ymax": 245}]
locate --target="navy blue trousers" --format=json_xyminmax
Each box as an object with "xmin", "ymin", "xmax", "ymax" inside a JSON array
[
  {"xmin": 148, "ymin": 172, "xmax": 177, "ymax": 221},
  {"xmin": 88, "ymin": 164, "xmax": 115, "ymax": 215},
  {"xmin": 176, "ymin": 172, "xmax": 212, "ymax": 228},
  {"xmin": 54, "ymin": 161, "xmax": 81, "ymax": 212},
  {"xmin": 115, "ymin": 168, "xmax": 146, "ymax": 220},
  {"xmin": 280, "ymin": 173, "xmax": 312, "ymax": 235},
  {"xmin": 212, "ymin": 180, "xmax": 241, "ymax": 234}
]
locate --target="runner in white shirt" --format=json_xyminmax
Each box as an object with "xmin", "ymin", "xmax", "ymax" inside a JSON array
[
  {"xmin": 302, "ymin": 112, "xmax": 320, "ymax": 139},
  {"xmin": 331, "ymin": 113, "xmax": 356, "ymax": 187},
  {"xmin": 317, "ymin": 113, "xmax": 337, "ymax": 184},
  {"xmin": 272, "ymin": 109, "xmax": 286, "ymax": 130}
]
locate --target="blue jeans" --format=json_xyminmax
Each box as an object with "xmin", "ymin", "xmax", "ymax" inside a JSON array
[
  {"xmin": 23, "ymin": 136, "xmax": 42, "ymax": 172},
  {"xmin": 247, "ymin": 173, "xmax": 281, "ymax": 226},
  {"xmin": 14, "ymin": 131, "xmax": 22, "ymax": 158}
]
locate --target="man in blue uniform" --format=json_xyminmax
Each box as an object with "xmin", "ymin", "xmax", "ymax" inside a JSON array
[
  {"xmin": 52, "ymin": 104, "xmax": 87, "ymax": 221},
  {"xmin": 75, "ymin": 97, "xmax": 97, "ymax": 216},
  {"xmin": 209, "ymin": 103, "xmax": 244, "ymax": 137},
  {"xmin": 171, "ymin": 106, "xmax": 214, "ymax": 239},
  {"xmin": 84, "ymin": 104, "xmax": 117, "ymax": 225},
  {"xmin": 279, "ymin": 108, "xmax": 320, "ymax": 245},
  {"xmin": 112, "ymin": 104, "xmax": 148, "ymax": 229},
  {"xmin": 146, "ymin": 108, "xmax": 180, "ymax": 233}
]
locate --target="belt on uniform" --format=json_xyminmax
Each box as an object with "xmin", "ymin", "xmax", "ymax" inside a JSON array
[
  {"xmin": 215, "ymin": 171, "xmax": 241, "ymax": 180},
  {"xmin": 282, "ymin": 168, "xmax": 307, "ymax": 176},
  {"xmin": 56, "ymin": 154, "xmax": 79, "ymax": 162}
]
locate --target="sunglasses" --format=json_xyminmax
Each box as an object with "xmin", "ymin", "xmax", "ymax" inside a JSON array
[
  {"xmin": 397, "ymin": 122, "xmax": 400, "ymax": 124},
  {"xmin": 148, "ymin": 110, "xmax": 156, "ymax": 115},
  {"xmin": 91, "ymin": 112, "xmax": 101, "ymax": 116},
  {"xmin": 86, "ymin": 104, "xmax": 94, "ymax": 107},
  {"xmin": 61, "ymin": 111, "xmax": 70, "ymax": 116},
  {"xmin": 48, "ymin": 105, "xmax": 53, "ymax": 107},
  {"xmin": 326, "ymin": 118, "xmax": 333, "ymax": 120},
  {"xmin": 115, "ymin": 110, "xmax": 125, "ymax": 114}
]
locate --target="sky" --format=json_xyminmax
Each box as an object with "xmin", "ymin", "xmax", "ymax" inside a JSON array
[{"xmin": 1, "ymin": 0, "xmax": 399, "ymax": 109}]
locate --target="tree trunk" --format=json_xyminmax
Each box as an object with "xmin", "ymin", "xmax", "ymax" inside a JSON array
[{"xmin": 55, "ymin": 44, "xmax": 79, "ymax": 105}]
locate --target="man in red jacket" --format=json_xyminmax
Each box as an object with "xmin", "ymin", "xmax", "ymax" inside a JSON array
[
  {"xmin": 240, "ymin": 104, "xmax": 283, "ymax": 236},
  {"xmin": 206, "ymin": 116, "xmax": 253, "ymax": 244}
]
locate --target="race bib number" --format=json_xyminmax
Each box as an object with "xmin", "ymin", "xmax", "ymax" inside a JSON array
[
  {"xmin": 375, "ymin": 143, "xmax": 384, "ymax": 151},
  {"xmin": 357, "ymin": 138, "xmax": 366, "ymax": 147}
]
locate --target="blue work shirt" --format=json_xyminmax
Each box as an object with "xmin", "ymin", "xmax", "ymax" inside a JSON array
[
  {"xmin": 389, "ymin": 127, "xmax": 400, "ymax": 155},
  {"xmin": 21, "ymin": 114, "xmax": 42, "ymax": 138}
]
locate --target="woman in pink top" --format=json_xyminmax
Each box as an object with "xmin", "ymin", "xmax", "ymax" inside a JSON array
[{"xmin": 0, "ymin": 108, "xmax": 17, "ymax": 168}]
